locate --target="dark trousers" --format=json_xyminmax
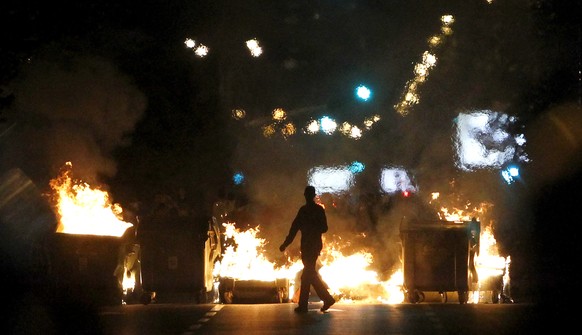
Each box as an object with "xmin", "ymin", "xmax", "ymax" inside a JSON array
[{"xmin": 298, "ymin": 252, "xmax": 334, "ymax": 307}]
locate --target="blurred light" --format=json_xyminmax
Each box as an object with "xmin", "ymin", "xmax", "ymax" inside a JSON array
[
  {"xmin": 233, "ymin": 172, "xmax": 245, "ymax": 185},
  {"xmin": 272, "ymin": 108, "xmax": 286, "ymax": 121},
  {"xmin": 363, "ymin": 115, "xmax": 381, "ymax": 129},
  {"xmin": 262, "ymin": 124, "xmax": 276, "ymax": 137},
  {"xmin": 349, "ymin": 161, "xmax": 365, "ymax": 174},
  {"xmin": 194, "ymin": 44, "xmax": 209, "ymax": 57},
  {"xmin": 184, "ymin": 38, "xmax": 196, "ymax": 48},
  {"xmin": 308, "ymin": 165, "xmax": 355, "ymax": 195},
  {"xmin": 320, "ymin": 116, "xmax": 337, "ymax": 134},
  {"xmin": 232, "ymin": 109, "xmax": 246, "ymax": 120},
  {"xmin": 428, "ymin": 36, "xmax": 442, "ymax": 48},
  {"xmin": 246, "ymin": 38, "xmax": 263, "ymax": 57},
  {"xmin": 339, "ymin": 122, "xmax": 352, "ymax": 136},
  {"xmin": 441, "ymin": 15, "xmax": 454, "ymax": 25},
  {"xmin": 395, "ymin": 15, "xmax": 454, "ymax": 116},
  {"xmin": 501, "ymin": 166, "xmax": 519, "ymax": 185},
  {"xmin": 454, "ymin": 110, "xmax": 529, "ymax": 171},
  {"xmin": 281, "ymin": 122, "xmax": 296, "ymax": 138},
  {"xmin": 184, "ymin": 37, "xmax": 209, "ymax": 57},
  {"xmin": 355, "ymin": 85, "xmax": 372, "ymax": 101},
  {"xmin": 349, "ymin": 126, "xmax": 362, "ymax": 139},
  {"xmin": 380, "ymin": 167, "xmax": 417, "ymax": 194},
  {"xmin": 306, "ymin": 120, "xmax": 320, "ymax": 134}
]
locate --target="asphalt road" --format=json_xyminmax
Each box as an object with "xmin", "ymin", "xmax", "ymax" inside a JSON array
[{"xmin": 92, "ymin": 301, "xmax": 546, "ymax": 335}]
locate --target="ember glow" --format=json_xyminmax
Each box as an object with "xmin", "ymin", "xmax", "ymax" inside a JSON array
[{"xmin": 49, "ymin": 162, "xmax": 133, "ymax": 237}]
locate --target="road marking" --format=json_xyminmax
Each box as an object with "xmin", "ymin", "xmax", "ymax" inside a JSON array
[{"xmin": 182, "ymin": 304, "xmax": 224, "ymax": 335}]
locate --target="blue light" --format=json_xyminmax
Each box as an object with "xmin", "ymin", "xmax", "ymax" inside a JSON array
[
  {"xmin": 233, "ymin": 172, "xmax": 245, "ymax": 185},
  {"xmin": 501, "ymin": 165, "xmax": 520, "ymax": 185},
  {"xmin": 349, "ymin": 161, "xmax": 365, "ymax": 174},
  {"xmin": 501, "ymin": 170, "xmax": 514, "ymax": 184},
  {"xmin": 355, "ymin": 85, "xmax": 372, "ymax": 101}
]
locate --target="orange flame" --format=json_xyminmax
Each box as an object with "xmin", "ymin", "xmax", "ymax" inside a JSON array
[
  {"xmin": 213, "ymin": 222, "xmax": 302, "ymax": 281},
  {"xmin": 215, "ymin": 222, "xmax": 405, "ymax": 304},
  {"xmin": 49, "ymin": 162, "xmax": 133, "ymax": 237}
]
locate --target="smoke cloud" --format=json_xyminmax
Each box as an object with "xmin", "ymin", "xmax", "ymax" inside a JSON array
[{"xmin": 0, "ymin": 45, "xmax": 147, "ymax": 187}]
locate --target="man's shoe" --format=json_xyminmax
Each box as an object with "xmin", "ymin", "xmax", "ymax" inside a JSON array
[
  {"xmin": 294, "ymin": 306, "xmax": 308, "ymax": 313},
  {"xmin": 320, "ymin": 298, "xmax": 336, "ymax": 312}
]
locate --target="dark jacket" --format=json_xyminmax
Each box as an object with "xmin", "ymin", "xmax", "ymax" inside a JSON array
[{"xmin": 281, "ymin": 201, "xmax": 328, "ymax": 256}]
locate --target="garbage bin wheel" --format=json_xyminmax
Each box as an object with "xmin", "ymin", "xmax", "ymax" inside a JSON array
[
  {"xmin": 222, "ymin": 290, "xmax": 234, "ymax": 304},
  {"xmin": 275, "ymin": 290, "xmax": 283, "ymax": 303},
  {"xmin": 140, "ymin": 291, "xmax": 153, "ymax": 305},
  {"xmin": 491, "ymin": 290, "xmax": 500, "ymax": 304},
  {"xmin": 458, "ymin": 291, "xmax": 468, "ymax": 304},
  {"xmin": 418, "ymin": 290, "xmax": 425, "ymax": 303},
  {"xmin": 407, "ymin": 290, "xmax": 424, "ymax": 304},
  {"xmin": 407, "ymin": 290, "xmax": 418, "ymax": 303},
  {"xmin": 439, "ymin": 291, "xmax": 448, "ymax": 303}
]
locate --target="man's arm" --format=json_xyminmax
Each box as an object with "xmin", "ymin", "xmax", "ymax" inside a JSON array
[{"xmin": 280, "ymin": 209, "xmax": 302, "ymax": 251}]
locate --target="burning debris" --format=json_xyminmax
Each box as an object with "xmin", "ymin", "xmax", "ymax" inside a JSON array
[
  {"xmin": 214, "ymin": 221, "xmax": 404, "ymax": 304},
  {"xmin": 44, "ymin": 162, "xmax": 141, "ymax": 305},
  {"xmin": 49, "ymin": 162, "xmax": 133, "ymax": 237},
  {"xmin": 212, "ymin": 186, "xmax": 512, "ymax": 305},
  {"xmin": 28, "ymin": 162, "xmax": 512, "ymax": 306}
]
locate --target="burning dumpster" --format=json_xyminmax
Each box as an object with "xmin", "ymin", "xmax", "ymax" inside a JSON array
[
  {"xmin": 43, "ymin": 161, "xmax": 137, "ymax": 306},
  {"xmin": 400, "ymin": 218, "xmax": 472, "ymax": 304}
]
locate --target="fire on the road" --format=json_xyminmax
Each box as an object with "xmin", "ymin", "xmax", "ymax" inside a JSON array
[
  {"xmin": 215, "ymin": 201, "xmax": 509, "ymax": 304},
  {"xmin": 46, "ymin": 162, "xmax": 510, "ymax": 305}
]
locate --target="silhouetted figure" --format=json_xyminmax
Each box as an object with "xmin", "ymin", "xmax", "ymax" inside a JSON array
[{"xmin": 279, "ymin": 186, "xmax": 335, "ymax": 313}]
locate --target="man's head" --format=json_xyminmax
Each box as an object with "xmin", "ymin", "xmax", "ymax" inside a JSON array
[{"xmin": 304, "ymin": 186, "xmax": 316, "ymax": 200}]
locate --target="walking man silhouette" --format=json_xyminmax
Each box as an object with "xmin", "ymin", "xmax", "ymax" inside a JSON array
[{"xmin": 279, "ymin": 186, "xmax": 336, "ymax": 313}]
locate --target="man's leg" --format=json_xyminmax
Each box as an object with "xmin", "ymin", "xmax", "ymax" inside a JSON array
[
  {"xmin": 312, "ymin": 269, "xmax": 335, "ymax": 311},
  {"xmin": 312, "ymin": 273, "xmax": 334, "ymax": 303},
  {"xmin": 296, "ymin": 255, "xmax": 317, "ymax": 312}
]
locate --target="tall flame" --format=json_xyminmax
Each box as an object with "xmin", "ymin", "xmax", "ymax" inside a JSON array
[
  {"xmin": 214, "ymin": 222, "xmax": 302, "ymax": 281},
  {"xmin": 49, "ymin": 162, "xmax": 133, "ymax": 237}
]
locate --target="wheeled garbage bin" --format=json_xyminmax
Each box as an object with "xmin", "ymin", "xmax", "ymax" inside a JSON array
[
  {"xmin": 400, "ymin": 219, "xmax": 471, "ymax": 304},
  {"xmin": 138, "ymin": 213, "xmax": 212, "ymax": 304},
  {"xmin": 48, "ymin": 232, "xmax": 127, "ymax": 306}
]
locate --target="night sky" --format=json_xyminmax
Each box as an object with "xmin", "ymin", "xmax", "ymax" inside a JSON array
[{"xmin": 1, "ymin": 0, "xmax": 581, "ymax": 312}]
